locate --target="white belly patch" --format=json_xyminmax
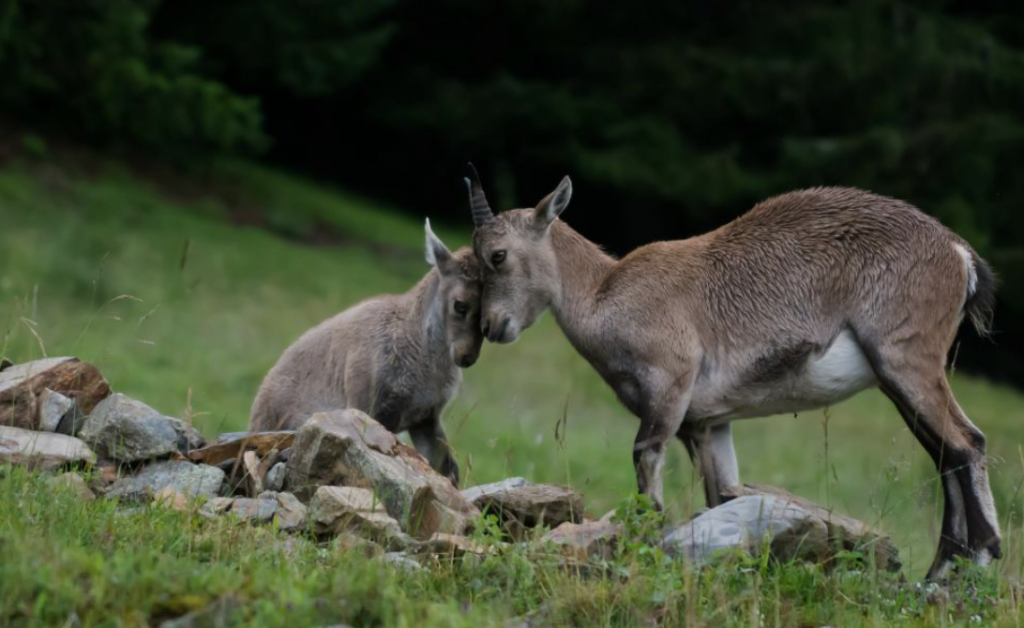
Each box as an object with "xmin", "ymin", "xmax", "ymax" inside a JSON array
[{"xmin": 713, "ymin": 329, "xmax": 878, "ymax": 421}]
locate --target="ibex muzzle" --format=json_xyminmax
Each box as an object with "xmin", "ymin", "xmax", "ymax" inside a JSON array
[{"xmin": 468, "ymin": 165, "xmax": 999, "ymax": 580}]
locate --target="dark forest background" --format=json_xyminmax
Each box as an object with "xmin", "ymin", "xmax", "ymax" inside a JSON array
[{"xmin": 2, "ymin": 0, "xmax": 1023, "ymax": 381}]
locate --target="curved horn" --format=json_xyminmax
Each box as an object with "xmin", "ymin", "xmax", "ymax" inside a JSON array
[{"xmin": 464, "ymin": 162, "xmax": 494, "ymax": 226}]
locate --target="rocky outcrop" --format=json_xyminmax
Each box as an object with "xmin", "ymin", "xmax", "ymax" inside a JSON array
[{"xmin": 285, "ymin": 410, "xmax": 478, "ymax": 538}]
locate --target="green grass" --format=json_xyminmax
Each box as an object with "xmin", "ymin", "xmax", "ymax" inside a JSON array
[{"xmin": 1, "ymin": 157, "xmax": 1023, "ymax": 626}]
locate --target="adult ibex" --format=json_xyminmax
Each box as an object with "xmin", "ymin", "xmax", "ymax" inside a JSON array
[
  {"xmin": 466, "ymin": 165, "xmax": 998, "ymax": 579},
  {"xmin": 250, "ymin": 221, "xmax": 482, "ymax": 486}
]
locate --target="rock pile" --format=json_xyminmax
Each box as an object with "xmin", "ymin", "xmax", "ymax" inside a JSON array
[{"xmin": 1, "ymin": 356, "xmax": 901, "ymax": 573}]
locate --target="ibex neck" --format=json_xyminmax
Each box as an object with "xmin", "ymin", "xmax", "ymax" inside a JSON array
[{"xmin": 548, "ymin": 221, "xmax": 616, "ymax": 331}]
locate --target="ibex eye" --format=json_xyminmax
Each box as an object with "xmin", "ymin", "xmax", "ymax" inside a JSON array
[
  {"xmin": 491, "ymin": 250, "xmax": 506, "ymax": 266},
  {"xmin": 454, "ymin": 300, "xmax": 469, "ymax": 317}
]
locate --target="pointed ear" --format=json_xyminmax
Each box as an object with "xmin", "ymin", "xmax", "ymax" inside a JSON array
[
  {"xmin": 424, "ymin": 218, "xmax": 455, "ymax": 275},
  {"xmin": 533, "ymin": 176, "xmax": 572, "ymax": 232}
]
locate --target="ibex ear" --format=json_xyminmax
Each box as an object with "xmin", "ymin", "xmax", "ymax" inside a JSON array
[
  {"xmin": 533, "ymin": 176, "xmax": 572, "ymax": 232},
  {"xmin": 424, "ymin": 218, "xmax": 455, "ymax": 275}
]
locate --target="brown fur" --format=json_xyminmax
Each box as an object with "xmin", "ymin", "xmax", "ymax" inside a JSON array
[{"xmin": 472, "ymin": 181, "xmax": 999, "ymax": 579}]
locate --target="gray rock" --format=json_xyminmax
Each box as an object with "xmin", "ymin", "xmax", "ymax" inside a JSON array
[
  {"xmin": 230, "ymin": 497, "xmax": 278, "ymax": 522},
  {"xmin": 106, "ymin": 460, "xmax": 225, "ymax": 502},
  {"xmin": 722, "ymin": 484, "xmax": 901, "ymax": 571},
  {"xmin": 264, "ymin": 462, "xmax": 287, "ymax": 492},
  {"xmin": 661, "ymin": 494, "xmax": 829, "ymax": 564},
  {"xmin": 310, "ymin": 486, "xmax": 405, "ymax": 542},
  {"xmin": 460, "ymin": 477, "xmax": 530, "ymax": 503},
  {"xmin": 0, "ymin": 425, "xmax": 97, "ymax": 470},
  {"xmin": 38, "ymin": 388, "xmax": 75, "ymax": 432},
  {"xmin": 80, "ymin": 394, "xmax": 180, "ymax": 462},
  {"xmin": 285, "ymin": 410, "xmax": 478, "ymax": 538}
]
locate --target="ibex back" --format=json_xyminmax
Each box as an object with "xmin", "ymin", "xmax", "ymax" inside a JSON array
[{"xmin": 467, "ymin": 167, "xmax": 998, "ymax": 580}]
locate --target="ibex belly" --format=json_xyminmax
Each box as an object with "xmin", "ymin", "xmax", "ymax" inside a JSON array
[{"xmin": 697, "ymin": 330, "xmax": 878, "ymax": 423}]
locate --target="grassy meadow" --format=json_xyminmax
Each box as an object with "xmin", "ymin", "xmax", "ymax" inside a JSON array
[{"xmin": 1, "ymin": 157, "xmax": 1023, "ymax": 627}]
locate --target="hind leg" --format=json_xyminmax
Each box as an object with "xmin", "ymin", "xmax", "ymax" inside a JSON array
[{"xmin": 867, "ymin": 345, "xmax": 1000, "ymax": 579}]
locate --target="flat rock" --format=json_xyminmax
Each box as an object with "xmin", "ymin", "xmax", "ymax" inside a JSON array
[
  {"xmin": 722, "ymin": 484, "xmax": 901, "ymax": 571},
  {"xmin": 310, "ymin": 486, "xmax": 405, "ymax": 542},
  {"xmin": 79, "ymin": 394, "xmax": 181, "ymax": 462},
  {"xmin": 542, "ymin": 510, "xmax": 621, "ymax": 561},
  {"xmin": 188, "ymin": 431, "xmax": 295, "ymax": 466},
  {"xmin": 468, "ymin": 481, "xmax": 583, "ymax": 533},
  {"xmin": 286, "ymin": 410, "xmax": 478, "ymax": 538},
  {"xmin": 461, "ymin": 477, "xmax": 530, "ymax": 503},
  {"xmin": 0, "ymin": 425, "xmax": 97, "ymax": 470},
  {"xmin": 0, "ymin": 357, "xmax": 110, "ymax": 430},
  {"xmin": 661, "ymin": 494, "xmax": 829, "ymax": 564},
  {"xmin": 106, "ymin": 460, "xmax": 225, "ymax": 503}
]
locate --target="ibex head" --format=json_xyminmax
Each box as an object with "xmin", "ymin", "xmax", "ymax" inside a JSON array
[
  {"xmin": 425, "ymin": 220, "xmax": 484, "ymax": 367},
  {"xmin": 465, "ymin": 164, "xmax": 573, "ymax": 343}
]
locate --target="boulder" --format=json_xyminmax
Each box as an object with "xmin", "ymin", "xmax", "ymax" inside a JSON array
[
  {"xmin": 79, "ymin": 394, "xmax": 181, "ymax": 462},
  {"xmin": 661, "ymin": 494, "xmax": 830, "ymax": 564},
  {"xmin": 722, "ymin": 484, "xmax": 901, "ymax": 571},
  {"xmin": 106, "ymin": 460, "xmax": 225, "ymax": 503},
  {"xmin": 285, "ymin": 410, "xmax": 478, "ymax": 538},
  {"xmin": 309, "ymin": 486, "xmax": 405, "ymax": 543},
  {"xmin": 464, "ymin": 479, "xmax": 583, "ymax": 535},
  {"xmin": 542, "ymin": 510, "xmax": 621, "ymax": 561},
  {"xmin": 188, "ymin": 431, "xmax": 295, "ymax": 466},
  {"xmin": 54, "ymin": 472, "xmax": 96, "ymax": 501},
  {"xmin": 0, "ymin": 357, "xmax": 110, "ymax": 430},
  {"xmin": 0, "ymin": 425, "xmax": 96, "ymax": 470}
]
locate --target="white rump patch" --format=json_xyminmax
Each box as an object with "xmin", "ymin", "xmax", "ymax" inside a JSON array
[{"xmin": 954, "ymin": 243, "xmax": 977, "ymax": 296}]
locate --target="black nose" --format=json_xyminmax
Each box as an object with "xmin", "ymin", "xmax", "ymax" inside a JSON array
[
  {"xmin": 482, "ymin": 321, "xmax": 491, "ymax": 338},
  {"xmin": 458, "ymin": 354, "xmax": 477, "ymax": 368},
  {"xmin": 486, "ymin": 317, "xmax": 509, "ymax": 343}
]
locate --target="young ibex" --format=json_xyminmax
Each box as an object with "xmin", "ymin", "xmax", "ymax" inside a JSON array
[
  {"xmin": 466, "ymin": 166, "xmax": 999, "ymax": 579},
  {"xmin": 250, "ymin": 221, "xmax": 482, "ymax": 486}
]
